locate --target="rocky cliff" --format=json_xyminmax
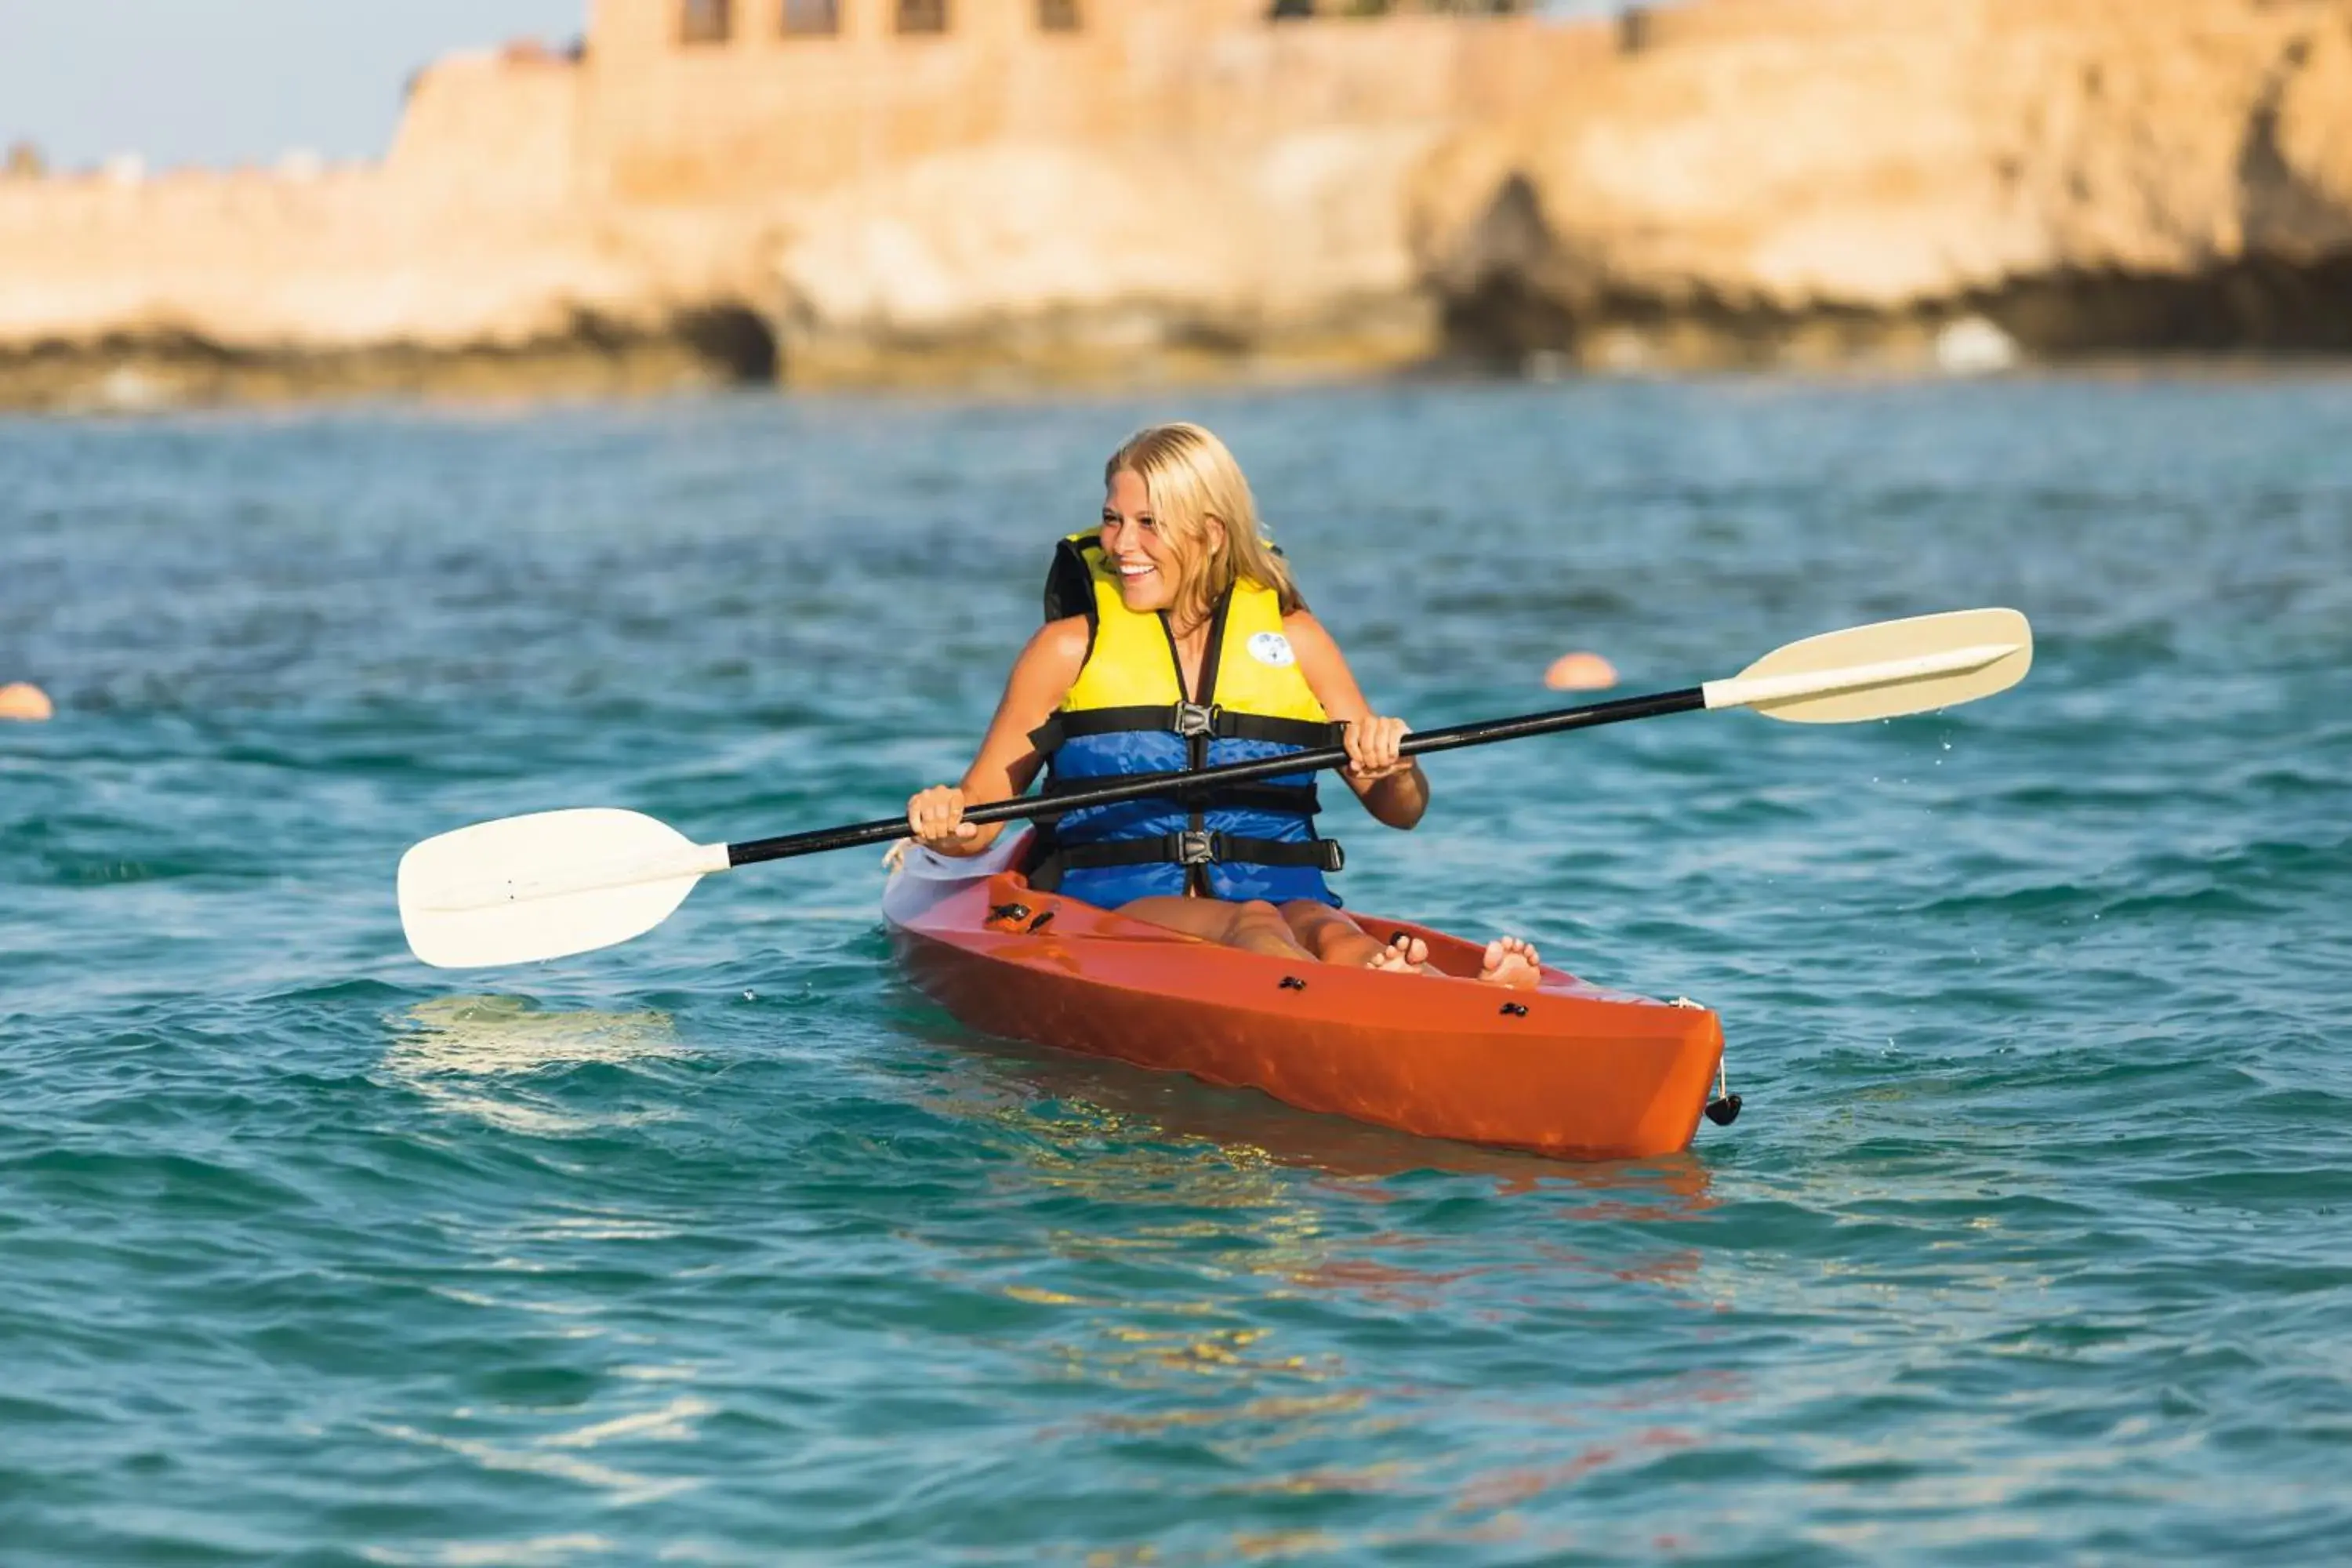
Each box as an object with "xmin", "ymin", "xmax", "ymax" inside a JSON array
[
  {"xmin": 1413, "ymin": 0, "xmax": 2352, "ymax": 369},
  {"xmin": 765, "ymin": 130, "xmax": 1443, "ymax": 387},
  {"xmin": 5, "ymin": 0, "xmax": 2351, "ymax": 409},
  {"xmin": 0, "ymin": 125, "xmax": 1445, "ymax": 409}
]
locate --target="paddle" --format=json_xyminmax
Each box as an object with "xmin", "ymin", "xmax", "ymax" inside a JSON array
[{"xmin": 399, "ymin": 607, "xmax": 2031, "ymax": 969}]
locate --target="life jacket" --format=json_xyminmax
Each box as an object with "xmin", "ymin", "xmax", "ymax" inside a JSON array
[{"xmin": 1025, "ymin": 532, "xmax": 1346, "ymax": 908}]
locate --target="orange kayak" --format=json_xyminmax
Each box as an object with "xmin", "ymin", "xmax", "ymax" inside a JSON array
[{"xmin": 882, "ymin": 833, "xmax": 1728, "ymax": 1161}]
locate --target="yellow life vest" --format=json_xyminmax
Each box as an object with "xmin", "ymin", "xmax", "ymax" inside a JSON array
[{"xmin": 1027, "ymin": 532, "xmax": 1345, "ymax": 904}]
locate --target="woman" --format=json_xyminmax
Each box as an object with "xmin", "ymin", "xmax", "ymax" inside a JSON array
[{"xmin": 906, "ymin": 423, "xmax": 1537, "ymax": 985}]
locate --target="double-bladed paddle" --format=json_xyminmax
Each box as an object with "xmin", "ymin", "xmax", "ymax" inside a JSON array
[{"xmin": 398, "ymin": 607, "xmax": 2031, "ymax": 969}]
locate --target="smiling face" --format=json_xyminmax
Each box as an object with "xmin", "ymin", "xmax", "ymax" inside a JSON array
[{"xmin": 1101, "ymin": 468, "xmax": 1223, "ymax": 621}]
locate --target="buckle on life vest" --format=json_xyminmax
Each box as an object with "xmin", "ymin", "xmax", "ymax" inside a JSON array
[
  {"xmin": 1173, "ymin": 702, "xmax": 1219, "ymax": 739},
  {"xmin": 1171, "ymin": 829, "xmax": 1222, "ymax": 866}
]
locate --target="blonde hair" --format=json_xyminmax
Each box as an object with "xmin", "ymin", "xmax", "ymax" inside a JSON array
[{"xmin": 1105, "ymin": 423, "xmax": 1303, "ymax": 620}]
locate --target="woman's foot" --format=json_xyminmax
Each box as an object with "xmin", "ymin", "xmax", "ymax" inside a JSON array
[
  {"xmin": 1478, "ymin": 936, "xmax": 1541, "ymax": 989},
  {"xmin": 1365, "ymin": 932, "xmax": 1431, "ymax": 975}
]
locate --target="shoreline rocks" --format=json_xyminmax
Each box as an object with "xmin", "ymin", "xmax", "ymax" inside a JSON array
[
  {"xmin": 3, "ymin": 0, "xmax": 2349, "ymax": 409},
  {"xmin": 1410, "ymin": 0, "xmax": 2352, "ymax": 371}
]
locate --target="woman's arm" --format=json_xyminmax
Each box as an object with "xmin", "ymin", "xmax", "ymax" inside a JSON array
[
  {"xmin": 1285, "ymin": 610, "xmax": 1428, "ymax": 831},
  {"xmin": 906, "ymin": 616, "xmax": 1090, "ymax": 855}
]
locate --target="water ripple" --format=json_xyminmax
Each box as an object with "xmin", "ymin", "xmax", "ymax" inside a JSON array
[{"xmin": 3, "ymin": 377, "xmax": 2350, "ymax": 1563}]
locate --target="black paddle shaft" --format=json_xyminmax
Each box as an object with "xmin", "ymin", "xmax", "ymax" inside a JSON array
[{"xmin": 725, "ymin": 685, "xmax": 1707, "ymax": 869}]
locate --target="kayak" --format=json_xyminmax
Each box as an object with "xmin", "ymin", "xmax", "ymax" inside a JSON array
[{"xmin": 882, "ymin": 833, "xmax": 1727, "ymax": 1161}]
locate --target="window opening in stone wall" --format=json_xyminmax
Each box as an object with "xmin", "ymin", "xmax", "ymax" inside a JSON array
[
  {"xmin": 897, "ymin": 0, "xmax": 949, "ymax": 34},
  {"xmin": 681, "ymin": 0, "xmax": 732, "ymax": 44},
  {"xmin": 783, "ymin": 0, "xmax": 839, "ymax": 35},
  {"xmin": 1039, "ymin": 0, "xmax": 1081, "ymax": 31}
]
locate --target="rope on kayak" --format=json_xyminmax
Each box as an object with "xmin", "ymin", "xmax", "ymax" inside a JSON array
[{"xmin": 1663, "ymin": 996, "xmax": 1743, "ymax": 1126}]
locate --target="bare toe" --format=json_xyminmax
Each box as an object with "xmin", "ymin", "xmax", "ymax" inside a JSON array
[
  {"xmin": 1478, "ymin": 936, "xmax": 1541, "ymax": 990},
  {"xmin": 1365, "ymin": 936, "xmax": 1419, "ymax": 975}
]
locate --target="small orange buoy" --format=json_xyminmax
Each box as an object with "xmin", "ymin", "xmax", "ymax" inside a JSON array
[
  {"xmin": 1543, "ymin": 652, "xmax": 1618, "ymax": 692},
  {"xmin": 0, "ymin": 682, "xmax": 53, "ymax": 721}
]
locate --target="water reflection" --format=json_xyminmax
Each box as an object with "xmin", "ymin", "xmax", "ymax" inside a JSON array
[
  {"xmin": 890, "ymin": 1017, "xmax": 1722, "ymax": 1312},
  {"xmin": 368, "ymin": 1413, "xmax": 702, "ymax": 1508},
  {"xmin": 384, "ymin": 994, "xmax": 692, "ymax": 1135},
  {"xmin": 903, "ymin": 1013, "xmax": 1721, "ymax": 1200},
  {"xmin": 879, "ymin": 1010, "xmax": 1742, "ymax": 1559},
  {"xmin": 373, "ymin": 998, "xmax": 718, "ymax": 1536}
]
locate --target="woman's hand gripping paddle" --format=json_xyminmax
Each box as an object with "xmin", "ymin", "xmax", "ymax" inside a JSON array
[{"xmin": 398, "ymin": 608, "xmax": 2031, "ymax": 969}]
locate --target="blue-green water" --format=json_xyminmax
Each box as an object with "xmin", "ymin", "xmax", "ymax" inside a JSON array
[{"xmin": 4, "ymin": 377, "xmax": 2349, "ymax": 1564}]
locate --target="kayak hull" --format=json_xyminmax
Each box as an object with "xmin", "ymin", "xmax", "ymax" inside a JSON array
[{"xmin": 881, "ymin": 837, "xmax": 1726, "ymax": 1161}]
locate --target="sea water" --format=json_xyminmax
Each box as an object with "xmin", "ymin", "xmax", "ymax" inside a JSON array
[{"xmin": 3, "ymin": 375, "xmax": 2348, "ymax": 1564}]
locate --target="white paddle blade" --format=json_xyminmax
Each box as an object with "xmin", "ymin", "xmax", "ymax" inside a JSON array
[
  {"xmin": 1703, "ymin": 608, "xmax": 2032, "ymax": 724},
  {"xmin": 397, "ymin": 808, "xmax": 730, "ymax": 969}
]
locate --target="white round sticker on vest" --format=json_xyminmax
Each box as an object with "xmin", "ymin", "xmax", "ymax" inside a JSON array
[{"xmin": 1247, "ymin": 632, "xmax": 1297, "ymax": 668}]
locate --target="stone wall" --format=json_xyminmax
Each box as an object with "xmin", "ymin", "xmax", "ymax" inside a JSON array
[
  {"xmin": 572, "ymin": 0, "xmax": 1600, "ymax": 205},
  {"xmin": 6, "ymin": 0, "xmax": 2350, "ymax": 408},
  {"xmin": 0, "ymin": 0, "xmax": 1618, "ymax": 408},
  {"xmin": 389, "ymin": 48, "xmax": 583, "ymax": 209}
]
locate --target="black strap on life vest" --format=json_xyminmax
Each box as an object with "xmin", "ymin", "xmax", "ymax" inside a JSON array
[
  {"xmin": 1031, "ymin": 533, "xmax": 1345, "ymax": 898},
  {"xmin": 1043, "ymin": 535, "xmax": 1101, "ymax": 625},
  {"xmin": 1202, "ymin": 781, "xmax": 1322, "ymax": 815},
  {"xmin": 1026, "ymin": 829, "xmax": 1345, "ymax": 894},
  {"xmin": 1026, "ymin": 704, "xmax": 1345, "ymax": 757},
  {"xmin": 1036, "ymin": 774, "xmax": 1321, "ymax": 818}
]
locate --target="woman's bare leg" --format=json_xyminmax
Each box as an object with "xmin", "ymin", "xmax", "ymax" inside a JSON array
[
  {"xmin": 1291, "ymin": 905, "xmax": 1543, "ymax": 987},
  {"xmin": 1116, "ymin": 896, "xmax": 1540, "ymax": 985},
  {"xmin": 1279, "ymin": 902, "xmax": 1432, "ymax": 974},
  {"xmin": 1116, "ymin": 896, "xmax": 1317, "ymax": 961}
]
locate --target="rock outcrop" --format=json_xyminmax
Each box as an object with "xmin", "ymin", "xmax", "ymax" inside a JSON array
[
  {"xmin": 0, "ymin": 2, "xmax": 1539, "ymax": 409},
  {"xmin": 5, "ymin": 0, "xmax": 2352, "ymax": 408},
  {"xmin": 768, "ymin": 131, "xmax": 1442, "ymax": 386},
  {"xmin": 1413, "ymin": 0, "xmax": 2352, "ymax": 368}
]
